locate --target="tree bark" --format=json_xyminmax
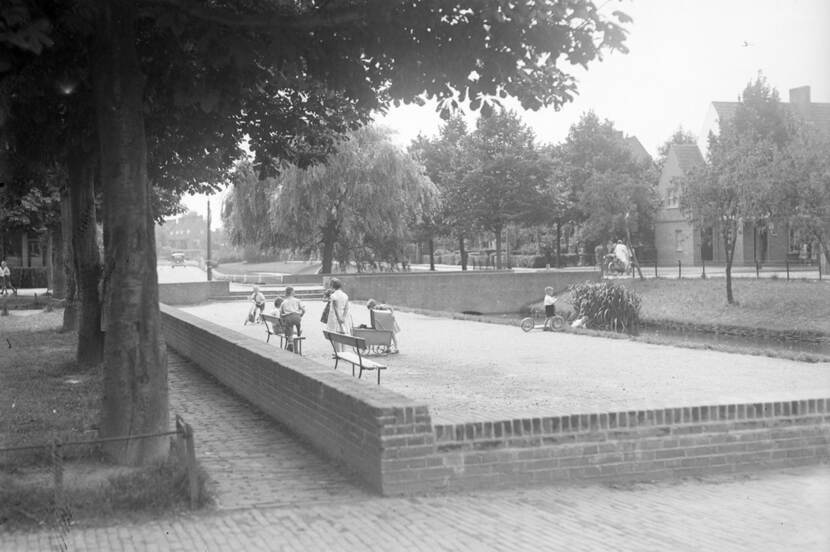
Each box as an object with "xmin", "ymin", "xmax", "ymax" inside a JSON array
[
  {"xmin": 46, "ymin": 230, "xmax": 56, "ymax": 296},
  {"xmin": 67, "ymin": 150, "xmax": 104, "ymax": 365},
  {"xmin": 495, "ymin": 227, "xmax": 503, "ymax": 269},
  {"xmin": 459, "ymin": 235, "xmax": 467, "ymax": 271},
  {"xmin": 428, "ymin": 237, "xmax": 435, "ymax": 271},
  {"xmin": 60, "ymin": 187, "xmax": 78, "ymax": 332},
  {"xmin": 92, "ymin": 1, "xmax": 167, "ymax": 465},
  {"xmin": 320, "ymin": 220, "xmax": 337, "ymax": 274},
  {"xmin": 555, "ymin": 221, "xmax": 561, "ymax": 267},
  {"xmin": 50, "ymin": 223, "xmax": 67, "ymax": 299},
  {"xmin": 724, "ymin": 222, "xmax": 737, "ymax": 304}
]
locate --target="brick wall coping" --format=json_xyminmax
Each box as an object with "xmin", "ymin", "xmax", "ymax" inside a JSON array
[{"xmin": 434, "ymin": 399, "xmax": 830, "ymax": 447}]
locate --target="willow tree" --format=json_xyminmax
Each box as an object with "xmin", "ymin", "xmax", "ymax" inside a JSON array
[
  {"xmin": 224, "ymin": 126, "xmax": 437, "ymax": 272},
  {"xmin": 3, "ymin": 0, "xmax": 629, "ymax": 465}
]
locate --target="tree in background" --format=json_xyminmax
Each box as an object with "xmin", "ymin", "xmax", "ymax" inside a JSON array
[
  {"xmin": 779, "ymin": 122, "xmax": 830, "ymax": 273},
  {"xmin": 224, "ymin": 127, "xmax": 437, "ymax": 273},
  {"xmin": 410, "ymin": 115, "xmax": 475, "ymax": 270},
  {"xmin": 558, "ymin": 111, "xmax": 657, "ymax": 257},
  {"xmin": 681, "ymin": 76, "xmax": 792, "ymax": 304},
  {"xmin": 463, "ymin": 110, "xmax": 550, "ymax": 269}
]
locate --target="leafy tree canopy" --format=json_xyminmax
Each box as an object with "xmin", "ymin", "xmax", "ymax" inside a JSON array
[
  {"xmin": 557, "ymin": 111, "xmax": 656, "ymax": 245},
  {"xmin": 680, "ymin": 75, "xmax": 794, "ymax": 303},
  {"xmin": 224, "ymin": 126, "xmax": 436, "ymax": 273}
]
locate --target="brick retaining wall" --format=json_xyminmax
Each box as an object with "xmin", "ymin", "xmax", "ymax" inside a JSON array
[
  {"xmin": 405, "ymin": 403, "xmax": 830, "ymax": 493},
  {"xmin": 329, "ymin": 270, "xmax": 600, "ymax": 314},
  {"xmin": 160, "ymin": 304, "xmax": 430, "ymax": 493},
  {"xmin": 161, "ymin": 305, "xmax": 830, "ymax": 495},
  {"xmin": 158, "ymin": 281, "xmax": 229, "ymax": 305}
]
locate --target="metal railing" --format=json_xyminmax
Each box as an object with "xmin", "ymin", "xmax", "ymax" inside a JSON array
[
  {"xmin": 607, "ymin": 257, "xmax": 824, "ymax": 281},
  {"xmin": 0, "ymin": 415, "xmax": 200, "ymax": 543}
]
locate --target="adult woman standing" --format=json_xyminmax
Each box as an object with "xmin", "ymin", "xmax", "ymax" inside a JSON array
[{"xmin": 326, "ymin": 278, "xmax": 352, "ymax": 341}]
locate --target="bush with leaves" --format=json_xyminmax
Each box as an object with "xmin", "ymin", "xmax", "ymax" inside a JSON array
[{"xmin": 568, "ymin": 281, "xmax": 641, "ymax": 333}]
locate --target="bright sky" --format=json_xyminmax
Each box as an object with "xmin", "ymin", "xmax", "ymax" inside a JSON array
[{"xmin": 183, "ymin": 0, "xmax": 830, "ymax": 227}]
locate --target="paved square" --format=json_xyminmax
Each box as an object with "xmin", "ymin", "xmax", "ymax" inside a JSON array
[{"xmin": 181, "ymin": 300, "xmax": 830, "ymax": 424}]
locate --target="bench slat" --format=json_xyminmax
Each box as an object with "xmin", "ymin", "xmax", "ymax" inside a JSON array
[{"xmin": 335, "ymin": 351, "xmax": 386, "ymax": 370}]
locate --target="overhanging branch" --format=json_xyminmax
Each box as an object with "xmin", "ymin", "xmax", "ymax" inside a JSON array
[{"xmin": 142, "ymin": 0, "xmax": 365, "ymax": 31}]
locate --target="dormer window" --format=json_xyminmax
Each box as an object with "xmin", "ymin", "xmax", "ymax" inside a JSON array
[{"xmin": 666, "ymin": 186, "xmax": 679, "ymax": 208}]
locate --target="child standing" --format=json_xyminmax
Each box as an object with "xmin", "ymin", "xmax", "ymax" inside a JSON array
[
  {"xmin": 543, "ymin": 286, "xmax": 558, "ymax": 331},
  {"xmin": 245, "ymin": 285, "xmax": 266, "ymax": 325},
  {"xmin": 279, "ymin": 286, "xmax": 306, "ymax": 352}
]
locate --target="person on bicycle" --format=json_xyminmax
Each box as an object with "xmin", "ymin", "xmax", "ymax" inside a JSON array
[{"xmin": 543, "ymin": 286, "xmax": 558, "ymax": 331}]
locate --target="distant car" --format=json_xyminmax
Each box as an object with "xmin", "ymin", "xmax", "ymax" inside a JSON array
[{"xmin": 171, "ymin": 253, "xmax": 186, "ymax": 268}]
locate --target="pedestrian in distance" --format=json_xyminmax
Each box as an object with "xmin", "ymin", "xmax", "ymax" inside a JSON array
[
  {"xmin": 1, "ymin": 260, "xmax": 16, "ymax": 296},
  {"xmin": 326, "ymin": 278, "xmax": 352, "ymax": 351}
]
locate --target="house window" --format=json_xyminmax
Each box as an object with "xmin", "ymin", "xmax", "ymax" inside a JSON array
[
  {"xmin": 28, "ymin": 238, "xmax": 41, "ymax": 257},
  {"xmin": 675, "ymin": 230, "xmax": 684, "ymax": 252},
  {"xmin": 666, "ymin": 186, "xmax": 679, "ymax": 208}
]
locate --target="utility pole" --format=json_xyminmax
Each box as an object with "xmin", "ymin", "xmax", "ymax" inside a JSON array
[{"xmin": 206, "ymin": 200, "xmax": 212, "ymax": 281}]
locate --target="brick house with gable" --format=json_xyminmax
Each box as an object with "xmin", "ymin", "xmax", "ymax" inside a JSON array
[{"xmin": 654, "ymin": 86, "xmax": 830, "ymax": 267}]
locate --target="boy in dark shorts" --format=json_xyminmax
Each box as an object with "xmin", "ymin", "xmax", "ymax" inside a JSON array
[{"xmin": 543, "ymin": 286, "xmax": 558, "ymax": 331}]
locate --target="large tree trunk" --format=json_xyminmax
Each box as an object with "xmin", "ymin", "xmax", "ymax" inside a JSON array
[
  {"xmin": 92, "ymin": 1, "xmax": 167, "ymax": 465},
  {"xmin": 60, "ymin": 188, "xmax": 78, "ymax": 332},
  {"xmin": 320, "ymin": 220, "xmax": 337, "ymax": 274},
  {"xmin": 459, "ymin": 235, "xmax": 467, "ymax": 271},
  {"xmin": 67, "ymin": 150, "xmax": 104, "ymax": 364},
  {"xmin": 50, "ymin": 223, "xmax": 66, "ymax": 299},
  {"xmin": 46, "ymin": 230, "xmax": 55, "ymax": 296}
]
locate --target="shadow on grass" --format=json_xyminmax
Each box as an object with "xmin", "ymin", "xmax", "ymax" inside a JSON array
[{"xmin": 1, "ymin": 313, "xmax": 213, "ymax": 531}]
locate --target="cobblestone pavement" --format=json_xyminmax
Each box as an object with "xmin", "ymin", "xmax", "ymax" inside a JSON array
[
  {"xmin": 4, "ymin": 466, "xmax": 829, "ymax": 551},
  {"xmin": 180, "ymin": 300, "xmax": 830, "ymax": 425},
  {"xmin": 167, "ymin": 353, "xmax": 373, "ymax": 510}
]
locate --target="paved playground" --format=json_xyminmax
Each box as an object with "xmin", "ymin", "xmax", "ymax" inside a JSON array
[{"xmin": 180, "ymin": 297, "xmax": 830, "ymax": 425}]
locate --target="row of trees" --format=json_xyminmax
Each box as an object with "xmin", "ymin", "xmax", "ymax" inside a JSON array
[
  {"xmin": 1, "ymin": 1, "xmax": 629, "ymax": 465},
  {"xmin": 411, "ymin": 109, "xmax": 659, "ymax": 270},
  {"xmin": 681, "ymin": 77, "xmax": 830, "ymax": 303},
  {"xmin": 224, "ymin": 109, "xmax": 659, "ymax": 272}
]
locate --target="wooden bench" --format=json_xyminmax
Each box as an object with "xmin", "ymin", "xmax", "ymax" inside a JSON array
[
  {"xmin": 261, "ymin": 313, "xmax": 305, "ymax": 355},
  {"xmin": 323, "ymin": 330, "xmax": 387, "ymax": 384}
]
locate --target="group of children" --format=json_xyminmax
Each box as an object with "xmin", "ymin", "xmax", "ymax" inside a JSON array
[
  {"xmin": 244, "ymin": 280, "xmax": 401, "ymax": 354},
  {"xmin": 245, "ymin": 285, "xmax": 306, "ymax": 352}
]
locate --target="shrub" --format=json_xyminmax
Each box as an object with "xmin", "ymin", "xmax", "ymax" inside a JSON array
[{"xmin": 568, "ymin": 280, "xmax": 641, "ymax": 333}]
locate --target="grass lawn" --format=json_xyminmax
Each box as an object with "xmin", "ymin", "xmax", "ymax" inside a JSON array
[
  {"xmin": 545, "ymin": 278, "xmax": 829, "ymax": 336},
  {"xmin": 0, "ymin": 310, "xmax": 209, "ymax": 530},
  {"xmin": 617, "ymin": 278, "xmax": 830, "ymax": 335}
]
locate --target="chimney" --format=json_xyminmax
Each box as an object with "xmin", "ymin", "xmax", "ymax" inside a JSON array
[{"xmin": 789, "ymin": 86, "xmax": 811, "ymax": 106}]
